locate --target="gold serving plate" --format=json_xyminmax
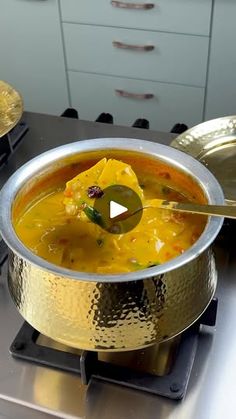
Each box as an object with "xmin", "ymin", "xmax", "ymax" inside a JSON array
[
  {"xmin": 171, "ymin": 116, "xmax": 236, "ymax": 205},
  {"xmin": 0, "ymin": 80, "xmax": 23, "ymax": 138}
]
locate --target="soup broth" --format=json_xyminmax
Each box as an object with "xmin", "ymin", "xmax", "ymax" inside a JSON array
[{"xmin": 14, "ymin": 153, "xmax": 207, "ymax": 274}]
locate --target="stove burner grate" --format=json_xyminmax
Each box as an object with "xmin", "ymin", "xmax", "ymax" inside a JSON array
[
  {"xmin": 10, "ymin": 299, "xmax": 217, "ymax": 400},
  {"xmin": 0, "ymin": 121, "xmax": 28, "ymax": 166}
]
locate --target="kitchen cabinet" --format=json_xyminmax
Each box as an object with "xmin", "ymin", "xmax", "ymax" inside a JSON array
[
  {"xmin": 64, "ymin": 25, "xmax": 209, "ymax": 87},
  {"xmin": 0, "ymin": 0, "xmax": 69, "ymax": 115},
  {"xmin": 205, "ymin": 0, "xmax": 236, "ymax": 120},
  {"xmin": 61, "ymin": 0, "xmax": 212, "ymax": 131},
  {"xmin": 2, "ymin": 0, "xmax": 234, "ymax": 130},
  {"xmin": 61, "ymin": 0, "xmax": 212, "ymax": 36},
  {"xmin": 69, "ymin": 72, "xmax": 205, "ymax": 130}
]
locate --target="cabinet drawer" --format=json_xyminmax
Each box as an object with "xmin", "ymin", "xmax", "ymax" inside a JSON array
[
  {"xmin": 61, "ymin": 0, "xmax": 212, "ymax": 36},
  {"xmin": 64, "ymin": 24, "xmax": 209, "ymax": 87},
  {"xmin": 68, "ymin": 71, "xmax": 204, "ymax": 131}
]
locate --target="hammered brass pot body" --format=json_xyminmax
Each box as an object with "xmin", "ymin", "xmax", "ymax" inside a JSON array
[
  {"xmin": 0, "ymin": 139, "xmax": 224, "ymax": 351},
  {"xmin": 8, "ymin": 248, "xmax": 217, "ymax": 351}
]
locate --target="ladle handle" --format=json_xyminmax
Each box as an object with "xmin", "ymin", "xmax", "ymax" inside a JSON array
[{"xmin": 144, "ymin": 199, "xmax": 236, "ymax": 219}]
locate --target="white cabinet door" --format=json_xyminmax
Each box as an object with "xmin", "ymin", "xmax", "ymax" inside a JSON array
[
  {"xmin": 0, "ymin": 0, "xmax": 69, "ymax": 115},
  {"xmin": 64, "ymin": 24, "xmax": 209, "ymax": 87},
  {"xmin": 205, "ymin": 0, "xmax": 236, "ymax": 120},
  {"xmin": 61, "ymin": 0, "xmax": 212, "ymax": 36},
  {"xmin": 69, "ymin": 71, "xmax": 205, "ymax": 131}
]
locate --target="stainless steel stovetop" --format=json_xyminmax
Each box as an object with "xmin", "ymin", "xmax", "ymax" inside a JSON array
[{"xmin": 0, "ymin": 112, "xmax": 236, "ymax": 419}]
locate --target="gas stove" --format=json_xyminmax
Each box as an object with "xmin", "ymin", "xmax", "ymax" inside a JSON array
[
  {"xmin": 0, "ymin": 112, "xmax": 235, "ymax": 419},
  {"xmin": 9, "ymin": 299, "xmax": 218, "ymax": 401}
]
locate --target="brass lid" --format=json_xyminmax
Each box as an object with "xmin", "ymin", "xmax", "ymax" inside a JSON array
[
  {"xmin": 171, "ymin": 115, "xmax": 236, "ymax": 205},
  {"xmin": 0, "ymin": 80, "xmax": 23, "ymax": 138}
]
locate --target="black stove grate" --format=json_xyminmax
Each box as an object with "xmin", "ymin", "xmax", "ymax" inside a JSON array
[
  {"xmin": 10, "ymin": 299, "xmax": 217, "ymax": 400},
  {"xmin": 60, "ymin": 107, "xmax": 188, "ymax": 133},
  {"xmin": 0, "ymin": 121, "xmax": 28, "ymax": 166}
]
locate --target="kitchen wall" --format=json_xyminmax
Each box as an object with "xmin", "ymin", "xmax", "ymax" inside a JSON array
[
  {"xmin": 0, "ymin": 0, "xmax": 69, "ymax": 116},
  {"xmin": 0, "ymin": 0, "xmax": 235, "ymax": 131},
  {"xmin": 205, "ymin": 0, "xmax": 236, "ymax": 120}
]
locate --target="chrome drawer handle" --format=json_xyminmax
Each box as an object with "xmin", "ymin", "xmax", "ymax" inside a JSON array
[
  {"xmin": 111, "ymin": 1, "xmax": 155, "ymax": 10},
  {"xmin": 113, "ymin": 41, "xmax": 155, "ymax": 51},
  {"xmin": 115, "ymin": 89, "xmax": 154, "ymax": 99}
]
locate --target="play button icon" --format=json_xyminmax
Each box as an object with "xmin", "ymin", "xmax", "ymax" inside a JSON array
[
  {"xmin": 110, "ymin": 201, "xmax": 128, "ymax": 219},
  {"xmin": 93, "ymin": 184, "xmax": 143, "ymax": 234}
]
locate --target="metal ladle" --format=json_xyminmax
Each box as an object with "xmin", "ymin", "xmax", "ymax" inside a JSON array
[
  {"xmin": 132, "ymin": 198, "xmax": 236, "ymax": 219},
  {"xmin": 83, "ymin": 198, "xmax": 236, "ymax": 228}
]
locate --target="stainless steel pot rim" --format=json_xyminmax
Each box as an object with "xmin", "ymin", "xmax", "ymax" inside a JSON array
[{"xmin": 0, "ymin": 138, "xmax": 225, "ymax": 283}]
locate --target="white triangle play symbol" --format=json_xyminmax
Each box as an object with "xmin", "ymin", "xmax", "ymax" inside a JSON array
[{"xmin": 110, "ymin": 200, "xmax": 128, "ymax": 219}]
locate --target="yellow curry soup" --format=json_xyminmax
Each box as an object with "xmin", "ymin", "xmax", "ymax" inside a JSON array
[{"xmin": 14, "ymin": 154, "xmax": 207, "ymax": 274}]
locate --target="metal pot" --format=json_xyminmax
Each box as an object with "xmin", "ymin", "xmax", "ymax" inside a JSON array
[{"xmin": 0, "ymin": 139, "xmax": 224, "ymax": 351}]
